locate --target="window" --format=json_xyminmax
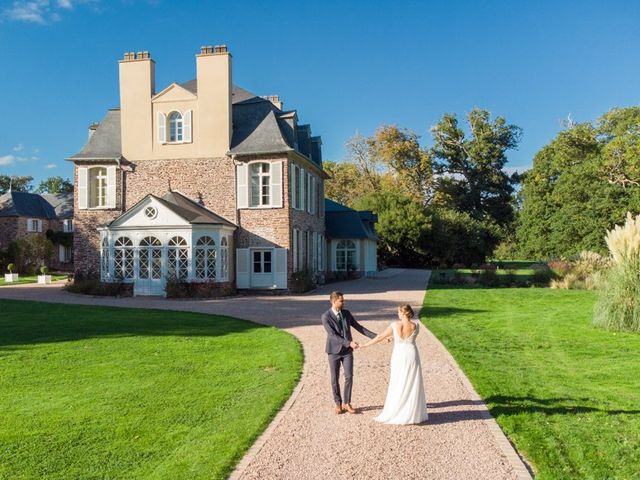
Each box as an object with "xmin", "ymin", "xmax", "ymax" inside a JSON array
[
  {"xmin": 220, "ymin": 237, "xmax": 229, "ymax": 280},
  {"xmin": 62, "ymin": 245, "xmax": 73, "ymax": 263},
  {"xmin": 250, "ymin": 163, "xmax": 271, "ymax": 207},
  {"xmin": 195, "ymin": 236, "xmax": 216, "ymax": 280},
  {"xmin": 89, "ymin": 167, "xmax": 108, "ymax": 208},
  {"xmin": 336, "ymin": 240, "xmax": 357, "ymax": 271},
  {"xmin": 63, "ymin": 219, "xmax": 73, "ymax": 232},
  {"xmin": 168, "ymin": 111, "xmax": 183, "ymax": 142},
  {"xmin": 144, "ymin": 206, "xmax": 157, "ymax": 219},
  {"xmin": 27, "ymin": 218, "xmax": 41, "ymax": 232},
  {"xmin": 114, "ymin": 236, "xmax": 134, "ymax": 280},
  {"xmin": 168, "ymin": 236, "xmax": 189, "ymax": 280},
  {"xmin": 253, "ymin": 250, "xmax": 272, "ymax": 273},
  {"xmin": 139, "ymin": 236, "xmax": 162, "ymax": 280}
]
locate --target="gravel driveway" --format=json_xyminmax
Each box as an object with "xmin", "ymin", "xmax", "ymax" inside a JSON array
[{"xmin": 0, "ymin": 270, "xmax": 532, "ymax": 479}]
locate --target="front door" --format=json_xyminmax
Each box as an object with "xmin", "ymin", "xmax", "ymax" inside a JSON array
[
  {"xmin": 251, "ymin": 249, "xmax": 274, "ymax": 288},
  {"xmin": 135, "ymin": 237, "xmax": 165, "ymax": 296}
]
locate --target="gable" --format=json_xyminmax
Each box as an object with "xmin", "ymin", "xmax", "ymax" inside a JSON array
[
  {"xmin": 108, "ymin": 196, "xmax": 190, "ymax": 229},
  {"xmin": 152, "ymin": 83, "xmax": 197, "ymax": 103}
]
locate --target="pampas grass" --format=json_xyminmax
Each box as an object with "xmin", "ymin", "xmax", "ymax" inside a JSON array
[{"xmin": 605, "ymin": 212, "xmax": 640, "ymax": 264}]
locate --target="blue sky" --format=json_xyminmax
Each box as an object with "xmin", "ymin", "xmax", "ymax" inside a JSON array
[{"xmin": 0, "ymin": 0, "xmax": 639, "ymax": 186}]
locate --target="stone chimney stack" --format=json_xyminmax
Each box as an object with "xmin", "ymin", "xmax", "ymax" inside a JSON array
[
  {"xmin": 263, "ymin": 95, "xmax": 283, "ymax": 110},
  {"xmin": 196, "ymin": 45, "xmax": 232, "ymax": 156},
  {"xmin": 119, "ymin": 51, "xmax": 155, "ymax": 160},
  {"xmin": 88, "ymin": 122, "xmax": 99, "ymax": 140}
]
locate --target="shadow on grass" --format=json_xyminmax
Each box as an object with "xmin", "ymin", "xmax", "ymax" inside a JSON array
[
  {"xmin": 484, "ymin": 396, "xmax": 640, "ymax": 417},
  {"xmin": 0, "ymin": 298, "xmax": 267, "ymax": 349},
  {"xmin": 421, "ymin": 306, "xmax": 489, "ymax": 316}
]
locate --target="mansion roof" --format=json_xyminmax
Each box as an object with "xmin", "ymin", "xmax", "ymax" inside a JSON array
[
  {"xmin": 0, "ymin": 191, "xmax": 73, "ymax": 219},
  {"xmin": 324, "ymin": 199, "xmax": 379, "ymax": 241},
  {"xmin": 68, "ymin": 84, "xmax": 323, "ymax": 166}
]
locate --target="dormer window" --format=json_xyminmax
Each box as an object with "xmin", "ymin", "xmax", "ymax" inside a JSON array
[
  {"xmin": 168, "ymin": 111, "xmax": 183, "ymax": 142},
  {"xmin": 157, "ymin": 110, "xmax": 192, "ymax": 144}
]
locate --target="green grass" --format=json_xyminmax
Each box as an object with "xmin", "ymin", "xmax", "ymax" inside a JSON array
[
  {"xmin": 0, "ymin": 299, "xmax": 303, "ymax": 480},
  {"xmin": 422, "ymin": 286, "xmax": 640, "ymax": 480},
  {"xmin": 0, "ymin": 274, "xmax": 68, "ymax": 286}
]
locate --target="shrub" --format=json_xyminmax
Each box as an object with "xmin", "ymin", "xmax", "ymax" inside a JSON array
[
  {"xmin": 605, "ymin": 212, "xmax": 640, "ymax": 264},
  {"xmin": 64, "ymin": 273, "xmax": 132, "ymax": 297},
  {"xmin": 7, "ymin": 263, "xmax": 15, "ymax": 273},
  {"xmin": 165, "ymin": 279, "xmax": 235, "ymax": 298},
  {"xmin": 40, "ymin": 266, "xmax": 49, "ymax": 275},
  {"xmin": 503, "ymin": 269, "xmax": 517, "ymax": 286},
  {"xmin": 547, "ymin": 259, "xmax": 571, "ymax": 277},
  {"xmin": 593, "ymin": 256, "xmax": 640, "ymax": 332},
  {"xmin": 479, "ymin": 268, "xmax": 500, "ymax": 287},
  {"xmin": 532, "ymin": 265, "xmax": 555, "ymax": 287},
  {"xmin": 290, "ymin": 268, "xmax": 316, "ymax": 293}
]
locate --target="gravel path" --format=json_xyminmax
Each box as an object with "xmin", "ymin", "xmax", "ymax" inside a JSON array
[{"xmin": 0, "ymin": 271, "xmax": 532, "ymax": 479}]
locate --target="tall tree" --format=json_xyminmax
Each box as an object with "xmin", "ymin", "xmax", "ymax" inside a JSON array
[
  {"xmin": 430, "ymin": 108, "xmax": 522, "ymax": 228},
  {"xmin": 0, "ymin": 175, "xmax": 33, "ymax": 194},
  {"xmin": 36, "ymin": 176, "xmax": 74, "ymax": 194}
]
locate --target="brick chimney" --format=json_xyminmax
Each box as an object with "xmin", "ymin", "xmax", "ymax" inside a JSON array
[
  {"xmin": 196, "ymin": 45, "xmax": 232, "ymax": 156},
  {"xmin": 119, "ymin": 51, "xmax": 155, "ymax": 160},
  {"xmin": 263, "ymin": 95, "xmax": 283, "ymax": 110}
]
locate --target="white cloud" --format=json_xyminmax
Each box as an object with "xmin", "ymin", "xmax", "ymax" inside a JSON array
[
  {"xmin": 2, "ymin": 0, "xmax": 100, "ymax": 24},
  {"xmin": 0, "ymin": 155, "xmax": 17, "ymax": 166},
  {"xmin": 45, "ymin": 163, "xmax": 57, "ymax": 169},
  {"xmin": 503, "ymin": 166, "xmax": 530, "ymax": 176},
  {"xmin": 13, "ymin": 143, "xmax": 24, "ymax": 152}
]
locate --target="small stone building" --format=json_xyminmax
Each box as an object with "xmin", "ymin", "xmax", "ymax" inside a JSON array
[{"xmin": 0, "ymin": 191, "xmax": 74, "ymax": 271}]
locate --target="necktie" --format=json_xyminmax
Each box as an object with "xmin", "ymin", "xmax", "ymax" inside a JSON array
[{"xmin": 338, "ymin": 311, "xmax": 348, "ymax": 339}]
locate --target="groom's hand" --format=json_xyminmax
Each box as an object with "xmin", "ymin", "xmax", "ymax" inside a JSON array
[{"xmin": 350, "ymin": 341, "xmax": 359, "ymax": 349}]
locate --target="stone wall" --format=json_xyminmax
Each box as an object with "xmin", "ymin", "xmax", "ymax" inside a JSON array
[{"xmin": 0, "ymin": 217, "xmax": 18, "ymax": 249}]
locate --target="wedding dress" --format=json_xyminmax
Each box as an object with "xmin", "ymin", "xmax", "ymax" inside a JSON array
[{"xmin": 375, "ymin": 320, "xmax": 428, "ymax": 425}]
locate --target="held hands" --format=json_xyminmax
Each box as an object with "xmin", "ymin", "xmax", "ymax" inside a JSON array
[{"xmin": 350, "ymin": 341, "xmax": 360, "ymax": 350}]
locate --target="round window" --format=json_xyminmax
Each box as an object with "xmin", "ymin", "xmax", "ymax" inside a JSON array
[{"xmin": 144, "ymin": 206, "xmax": 157, "ymax": 219}]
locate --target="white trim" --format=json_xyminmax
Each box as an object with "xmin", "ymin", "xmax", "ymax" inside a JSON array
[
  {"xmin": 157, "ymin": 112, "xmax": 166, "ymax": 143},
  {"xmin": 106, "ymin": 165, "xmax": 116, "ymax": 209},
  {"xmin": 78, "ymin": 167, "xmax": 88, "ymax": 209},
  {"xmin": 237, "ymin": 163, "xmax": 249, "ymax": 209},
  {"xmin": 183, "ymin": 110, "xmax": 192, "ymax": 143},
  {"xmin": 270, "ymin": 161, "xmax": 283, "ymax": 208}
]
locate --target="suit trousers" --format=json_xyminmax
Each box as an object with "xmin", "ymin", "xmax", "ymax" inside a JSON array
[{"xmin": 328, "ymin": 351, "xmax": 353, "ymax": 405}]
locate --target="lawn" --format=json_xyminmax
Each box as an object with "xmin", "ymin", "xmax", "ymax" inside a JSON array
[
  {"xmin": 422, "ymin": 286, "xmax": 640, "ymax": 480},
  {"xmin": 0, "ymin": 274, "xmax": 68, "ymax": 286},
  {"xmin": 0, "ymin": 299, "xmax": 303, "ymax": 480}
]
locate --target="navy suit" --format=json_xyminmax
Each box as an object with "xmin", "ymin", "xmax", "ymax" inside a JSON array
[{"xmin": 321, "ymin": 308, "xmax": 376, "ymax": 405}]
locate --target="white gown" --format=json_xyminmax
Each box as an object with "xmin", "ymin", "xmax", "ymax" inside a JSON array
[{"xmin": 375, "ymin": 320, "xmax": 428, "ymax": 425}]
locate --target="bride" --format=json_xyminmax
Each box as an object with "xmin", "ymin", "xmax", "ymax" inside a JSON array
[{"xmin": 360, "ymin": 304, "xmax": 428, "ymax": 424}]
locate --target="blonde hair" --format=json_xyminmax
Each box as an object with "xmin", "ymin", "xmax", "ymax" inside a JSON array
[{"xmin": 398, "ymin": 304, "xmax": 415, "ymax": 320}]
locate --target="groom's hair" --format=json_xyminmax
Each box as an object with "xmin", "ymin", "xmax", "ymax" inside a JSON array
[{"xmin": 330, "ymin": 291, "xmax": 343, "ymax": 302}]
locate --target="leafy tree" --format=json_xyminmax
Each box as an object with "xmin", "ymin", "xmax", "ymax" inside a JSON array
[
  {"xmin": 0, "ymin": 175, "xmax": 33, "ymax": 194},
  {"xmin": 36, "ymin": 176, "xmax": 73, "ymax": 194},
  {"xmin": 323, "ymin": 160, "xmax": 371, "ymax": 208},
  {"xmin": 355, "ymin": 190, "xmax": 431, "ymax": 266},
  {"xmin": 431, "ymin": 108, "xmax": 522, "ymax": 228},
  {"xmin": 517, "ymin": 109, "xmax": 640, "ymax": 259}
]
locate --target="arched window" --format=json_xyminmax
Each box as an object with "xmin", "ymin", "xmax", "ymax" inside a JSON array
[
  {"xmin": 168, "ymin": 111, "xmax": 183, "ymax": 142},
  {"xmin": 220, "ymin": 236, "xmax": 229, "ymax": 280},
  {"xmin": 101, "ymin": 237, "xmax": 110, "ymax": 279},
  {"xmin": 195, "ymin": 235, "xmax": 216, "ymax": 280},
  {"xmin": 168, "ymin": 236, "xmax": 189, "ymax": 280},
  {"xmin": 114, "ymin": 236, "xmax": 134, "ymax": 280},
  {"xmin": 336, "ymin": 239, "xmax": 356, "ymax": 271},
  {"xmin": 139, "ymin": 236, "xmax": 162, "ymax": 280},
  {"xmin": 89, "ymin": 167, "xmax": 107, "ymax": 208},
  {"xmin": 250, "ymin": 162, "xmax": 270, "ymax": 207}
]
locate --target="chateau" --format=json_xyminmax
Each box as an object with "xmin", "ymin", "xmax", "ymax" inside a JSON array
[{"xmin": 67, "ymin": 45, "xmax": 377, "ymax": 295}]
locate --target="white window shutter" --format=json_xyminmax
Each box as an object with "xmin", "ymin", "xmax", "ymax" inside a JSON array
[
  {"xmin": 311, "ymin": 177, "xmax": 317, "ymax": 215},
  {"xmin": 78, "ymin": 167, "xmax": 88, "ymax": 209},
  {"xmin": 270, "ymin": 161, "xmax": 283, "ymax": 208},
  {"xmin": 312, "ymin": 232, "xmax": 317, "ymax": 272},
  {"xmin": 183, "ymin": 110, "xmax": 192, "ymax": 143},
  {"xmin": 275, "ymin": 248, "xmax": 287, "ymax": 289},
  {"xmin": 106, "ymin": 166, "xmax": 116, "ymax": 209},
  {"xmin": 237, "ymin": 163, "xmax": 249, "ymax": 209},
  {"xmin": 59, "ymin": 244, "xmax": 65, "ymax": 262},
  {"xmin": 289, "ymin": 163, "xmax": 296, "ymax": 209},
  {"xmin": 300, "ymin": 168, "xmax": 305, "ymax": 212},
  {"xmin": 307, "ymin": 173, "xmax": 312, "ymax": 213},
  {"xmin": 38, "ymin": 220, "xmax": 43, "ymax": 232},
  {"xmin": 157, "ymin": 112, "xmax": 166, "ymax": 143},
  {"xmin": 292, "ymin": 229, "xmax": 298, "ymax": 272},
  {"xmin": 236, "ymin": 248, "xmax": 250, "ymax": 288},
  {"xmin": 319, "ymin": 181, "xmax": 325, "ymax": 218}
]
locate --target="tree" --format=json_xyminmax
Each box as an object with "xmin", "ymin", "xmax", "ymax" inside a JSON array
[
  {"xmin": 0, "ymin": 175, "xmax": 33, "ymax": 194},
  {"xmin": 36, "ymin": 176, "xmax": 74, "ymax": 194},
  {"xmin": 323, "ymin": 160, "xmax": 370, "ymax": 208},
  {"xmin": 517, "ymin": 110, "xmax": 640, "ymax": 259},
  {"xmin": 430, "ymin": 108, "xmax": 522, "ymax": 229},
  {"xmin": 597, "ymin": 107, "xmax": 640, "ymax": 188},
  {"xmin": 355, "ymin": 190, "xmax": 431, "ymax": 266}
]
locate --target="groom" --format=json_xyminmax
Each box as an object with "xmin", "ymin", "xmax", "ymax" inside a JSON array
[{"xmin": 321, "ymin": 291, "xmax": 377, "ymax": 415}]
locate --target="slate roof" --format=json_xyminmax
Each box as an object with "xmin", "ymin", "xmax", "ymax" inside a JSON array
[
  {"xmin": 67, "ymin": 109, "xmax": 122, "ymax": 161},
  {"xmin": 0, "ymin": 191, "xmax": 73, "ymax": 219},
  {"xmin": 324, "ymin": 199, "xmax": 379, "ymax": 240},
  {"xmin": 67, "ymin": 83, "xmax": 322, "ymax": 167},
  {"xmin": 108, "ymin": 190, "xmax": 235, "ymax": 228}
]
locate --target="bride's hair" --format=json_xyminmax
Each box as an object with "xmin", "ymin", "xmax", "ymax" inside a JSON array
[{"xmin": 398, "ymin": 304, "xmax": 415, "ymax": 319}]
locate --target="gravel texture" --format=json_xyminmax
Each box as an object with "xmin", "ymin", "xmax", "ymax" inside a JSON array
[{"xmin": 0, "ymin": 270, "xmax": 532, "ymax": 480}]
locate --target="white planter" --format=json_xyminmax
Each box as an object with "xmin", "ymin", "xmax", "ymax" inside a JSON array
[
  {"xmin": 4, "ymin": 273, "xmax": 19, "ymax": 282},
  {"xmin": 37, "ymin": 275, "xmax": 52, "ymax": 284}
]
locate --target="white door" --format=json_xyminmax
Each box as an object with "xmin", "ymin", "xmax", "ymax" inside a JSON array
[
  {"xmin": 251, "ymin": 249, "xmax": 274, "ymax": 288},
  {"xmin": 135, "ymin": 237, "xmax": 165, "ymax": 296}
]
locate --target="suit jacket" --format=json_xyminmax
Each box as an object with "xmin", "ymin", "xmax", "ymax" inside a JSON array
[{"xmin": 321, "ymin": 308, "xmax": 376, "ymax": 355}]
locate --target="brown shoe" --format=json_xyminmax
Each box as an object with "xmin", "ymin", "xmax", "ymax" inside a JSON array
[
  {"xmin": 335, "ymin": 405, "xmax": 344, "ymax": 415},
  {"xmin": 342, "ymin": 403, "xmax": 357, "ymax": 414}
]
